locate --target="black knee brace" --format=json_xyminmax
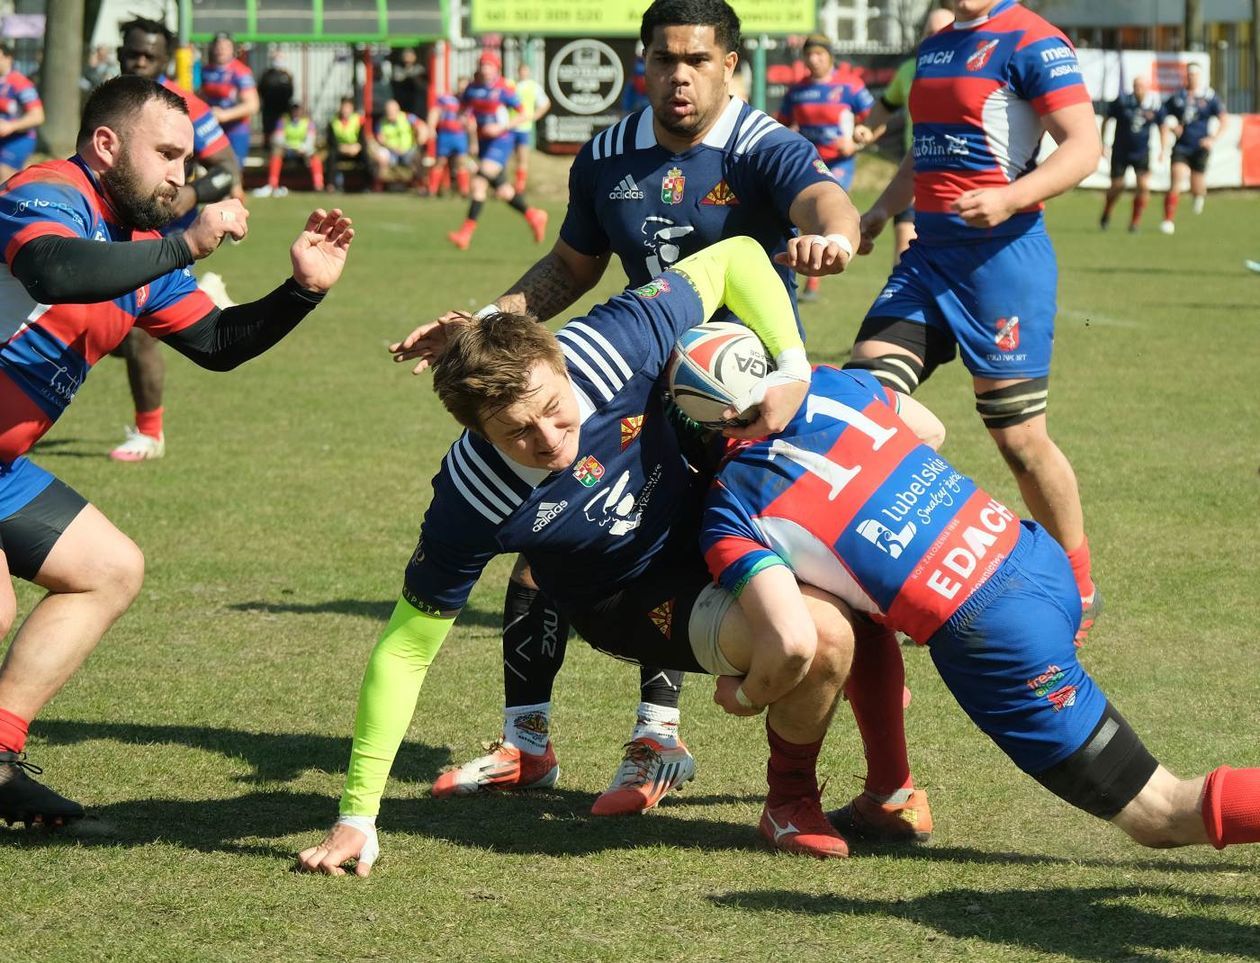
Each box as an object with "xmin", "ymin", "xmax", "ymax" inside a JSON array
[
  {"xmin": 843, "ymin": 355, "xmax": 924, "ymax": 394},
  {"xmin": 975, "ymin": 376, "xmax": 1049, "ymax": 428},
  {"xmin": 486, "ymin": 169, "xmax": 507, "ymax": 189},
  {"xmin": 1031, "ymin": 701, "xmax": 1159, "ymax": 819}
]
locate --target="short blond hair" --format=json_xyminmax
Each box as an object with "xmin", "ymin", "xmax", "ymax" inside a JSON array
[{"xmin": 433, "ymin": 312, "xmax": 566, "ymax": 433}]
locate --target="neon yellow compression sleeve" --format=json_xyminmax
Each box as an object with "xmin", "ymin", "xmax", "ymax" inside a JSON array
[
  {"xmin": 669, "ymin": 235, "xmax": 804, "ymax": 360},
  {"xmin": 339, "ymin": 597, "xmax": 456, "ymax": 817}
]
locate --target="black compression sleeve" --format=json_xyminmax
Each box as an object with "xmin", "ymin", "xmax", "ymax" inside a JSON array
[
  {"xmin": 161, "ymin": 278, "xmax": 325, "ymax": 372},
  {"xmin": 10, "ymin": 233, "xmax": 194, "ymax": 304}
]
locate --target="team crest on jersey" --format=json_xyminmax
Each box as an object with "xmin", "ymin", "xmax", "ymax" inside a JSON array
[
  {"xmin": 633, "ymin": 277, "xmax": 670, "ymax": 299},
  {"xmin": 967, "ymin": 38, "xmax": 1000, "ymax": 72},
  {"xmin": 573, "ymin": 455, "xmax": 605, "ymax": 487},
  {"xmin": 620, "ymin": 415, "xmax": 644, "ymax": 450},
  {"xmin": 661, "ymin": 167, "xmax": 685, "ymax": 205},
  {"xmin": 812, "ymin": 158, "xmax": 835, "ymax": 179},
  {"xmin": 700, "ymin": 180, "xmax": 740, "ymax": 206},
  {"xmin": 648, "ymin": 599, "xmax": 674, "ymax": 639},
  {"xmin": 994, "ymin": 316, "xmax": 1020, "ymax": 351}
]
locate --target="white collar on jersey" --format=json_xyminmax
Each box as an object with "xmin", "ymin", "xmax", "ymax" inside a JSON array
[
  {"xmin": 634, "ymin": 95, "xmax": 745, "ymax": 151},
  {"xmin": 493, "ymin": 373, "xmax": 598, "ymax": 488},
  {"xmin": 952, "ymin": 0, "xmax": 1013, "ymax": 30}
]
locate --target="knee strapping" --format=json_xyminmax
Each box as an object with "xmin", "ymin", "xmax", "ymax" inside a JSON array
[
  {"xmin": 976, "ymin": 376, "xmax": 1049, "ymax": 428},
  {"xmin": 844, "ymin": 355, "xmax": 923, "ymax": 394}
]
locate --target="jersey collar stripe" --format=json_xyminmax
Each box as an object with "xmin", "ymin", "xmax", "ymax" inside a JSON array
[
  {"xmin": 613, "ymin": 116, "xmax": 629, "ymax": 155},
  {"xmin": 593, "ymin": 124, "xmax": 612, "ymax": 160},
  {"xmin": 449, "ymin": 439, "xmax": 515, "ymax": 518},
  {"xmin": 563, "ymin": 320, "xmax": 634, "ymax": 381},
  {"xmin": 704, "ymin": 97, "xmax": 745, "ymax": 148},
  {"xmin": 558, "ymin": 329, "xmax": 627, "ymax": 394},
  {"xmin": 557, "ymin": 339, "xmax": 615, "ymax": 402},
  {"xmin": 457, "ymin": 433, "xmax": 527, "ymax": 508},
  {"xmin": 635, "ymin": 108, "xmax": 656, "ymax": 150},
  {"xmin": 733, "ymin": 111, "xmax": 776, "ymax": 155},
  {"xmin": 446, "ymin": 443, "xmax": 509, "ymax": 523},
  {"xmin": 571, "ymin": 379, "xmax": 597, "ymax": 423},
  {"xmin": 737, "ymin": 116, "xmax": 781, "ymax": 156}
]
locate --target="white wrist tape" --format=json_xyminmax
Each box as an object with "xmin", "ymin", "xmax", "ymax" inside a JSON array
[
  {"xmin": 473, "ymin": 303, "xmax": 500, "ymax": 320},
  {"xmin": 336, "ymin": 815, "xmax": 380, "ymax": 866},
  {"xmin": 823, "ymin": 233, "xmax": 854, "ymax": 258},
  {"xmin": 734, "ymin": 685, "xmax": 759, "ymax": 710}
]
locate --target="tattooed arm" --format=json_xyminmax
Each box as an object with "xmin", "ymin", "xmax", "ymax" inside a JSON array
[{"xmin": 390, "ymin": 239, "xmax": 611, "ymax": 374}]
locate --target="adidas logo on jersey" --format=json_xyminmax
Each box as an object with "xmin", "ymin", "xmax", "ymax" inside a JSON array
[
  {"xmin": 609, "ymin": 175, "xmax": 645, "ymax": 200},
  {"xmin": 533, "ymin": 500, "xmax": 569, "ymax": 532}
]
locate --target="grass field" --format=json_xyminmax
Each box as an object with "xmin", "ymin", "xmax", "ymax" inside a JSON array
[{"xmin": 4, "ymin": 164, "xmax": 1260, "ymax": 962}]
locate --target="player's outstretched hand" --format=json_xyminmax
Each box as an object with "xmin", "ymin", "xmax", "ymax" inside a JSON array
[
  {"xmin": 952, "ymin": 187, "xmax": 1018, "ymax": 229},
  {"xmin": 857, "ymin": 205, "xmax": 890, "ymax": 256},
  {"xmin": 853, "ymin": 123, "xmax": 875, "ymax": 146},
  {"xmin": 389, "ymin": 311, "xmax": 471, "ymax": 374},
  {"xmin": 290, "ymin": 209, "xmax": 354, "ymax": 293},
  {"xmin": 774, "ymin": 234, "xmax": 852, "ymax": 277},
  {"xmin": 296, "ymin": 819, "xmax": 379, "ymax": 877},
  {"xmin": 721, "ymin": 372, "xmax": 810, "ymax": 442},
  {"xmin": 713, "ymin": 676, "xmax": 763, "ymax": 717},
  {"xmin": 184, "ymin": 199, "xmax": 250, "ymax": 258}
]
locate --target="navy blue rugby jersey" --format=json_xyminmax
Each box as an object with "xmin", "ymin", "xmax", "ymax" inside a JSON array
[
  {"xmin": 1106, "ymin": 92, "xmax": 1162, "ymax": 161},
  {"xmin": 559, "ymin": 98, "xmax": 836, "ymax": 320},
  {"xmin": 404, "ymin": 273, "xmax": 709, "ymax": 614}
]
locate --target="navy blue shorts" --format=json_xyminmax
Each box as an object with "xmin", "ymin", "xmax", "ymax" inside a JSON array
[
  {"xmin": 863, "ymin": 232, "xmax": 1058, "ymax": 380},
  {"xmin": 928, "ymin": 522, "xmax": 1107, "ymax": 775}
]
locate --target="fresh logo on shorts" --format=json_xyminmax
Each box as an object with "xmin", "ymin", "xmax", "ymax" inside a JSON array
[
  {"xmin": 620, "ymin": 415, "xmax": 644, "ymax": 449},
  {"xmin": 610, "ymin": 175, "xmax": 645, "ymax": 200},
  {"xmin": 995, "ymin": 315, "xmax": 1020, "ymax": 351},
  {"xmin": 967, "ymin": 38, "xmax": 1000, "ymax": 72},
  {"xmin": 533, "ymin": 500, "xmax": 568, "ymax": 532},
  {"xmin": 648, "ymin": 599, "xmax": 674, "ymax": 639},
  {"xmin": 1027, "ymin": 664, "xmax": 1077, "ymax": 712},
  {"xmin": 572, "ymin": 455, "xmax": 605, "ymax": 487}
]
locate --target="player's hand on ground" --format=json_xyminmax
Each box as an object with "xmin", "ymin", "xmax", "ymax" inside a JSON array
[
  {"xmin": 775, "ymin": 234, "xmax": 851, "ymax": 276},
  {"xmin": 290, "ymin": 208, "xmax": 354, "ymax": 293},
  {"xmin": 389, "ymin": 311, "xmax": 471, "ymax": 374},
  {"xmin": 296, "ymin": 819, "xmax": 379, "ymax": 877},
  {"xmin": 858, "ymin": 205, "xmax": 890, "ymax": 256},
  {"xmin": 953, "ymin": 187, "xmax": 1019, "ymax": 229},
  {"xmin": 184, "ymin": 199, "xmax": 250, "ymax": 258},
  {"xmin": 713, "ymin": 675, "xmax": 763, "ymax": 717},
  {"xmin": 853, "ymin": 124, "xmax": 875, "ymax": 146}
]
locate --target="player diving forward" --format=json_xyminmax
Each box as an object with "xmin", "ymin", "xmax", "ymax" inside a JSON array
[
  {"xmin": 701, "ymin": 364, "xmax": 1260, "ymax": 853},
  {"xmin": 0, "ymin": 76, "xmax": 353, "ymax": 824},
  {"xmin": 297, "ymin": 236, "xmax": 873, "ymax": 875}
]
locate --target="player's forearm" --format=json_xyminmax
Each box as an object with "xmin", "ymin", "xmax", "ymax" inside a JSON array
[
  {"xmin": 873, "ymin": 152, "xmax": 916, "ymax": 216},
  {"xmin": 789, "ymin": 182, "xmax": 861, "ymax": 252},
  {"xmin": 737, "ymin": 567, "xmax": 817, "ymax": 708},
  {"xmin": 1005, "ymin": 132, "xmax": 1099, "ymax": 210},
  {"xmin": 672, "ymin": 235, "xmax": 803, "ymax": 359},
  {"xmin": 10, "ymin": 108, "xmax": 43, "ymax": 133},
  {"xmin": 340, "ymin": 599, "xmax": 455, "ymax": 817},
  {"xmin": 497, "ymin": 249, "xmax": 601, "ymax": 321},
  {"xmin": 162, "ymin": 279, "xmax": 324, "ymax": 371},
  {"xmin": 10, "ymin": 233, "xmax": 193, "ymax": 303}
]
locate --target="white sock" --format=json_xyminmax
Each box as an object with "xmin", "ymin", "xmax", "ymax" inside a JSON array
[
  {"xmin": 504, "ymin": 702, "xmax": 551, "ymax": 754},
  {"xmin": 631, "ymin": 702, "xmax": 680, "ymax": 748},
  {"xmin": 867, "ymin": 786, "xmax": 915, "ymax": 805}
]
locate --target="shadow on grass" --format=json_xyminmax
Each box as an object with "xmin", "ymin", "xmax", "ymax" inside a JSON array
[
  {"xmin": 33, "ymin": 719, "xmax": 451, "ymax": 785},
  {"xmin": 708, "ymin": 885, "xmax": 1260, "ymax": 962},
  {"xmin": 227, "ymin": 598, "xmax": 503, "ymax": 629}
]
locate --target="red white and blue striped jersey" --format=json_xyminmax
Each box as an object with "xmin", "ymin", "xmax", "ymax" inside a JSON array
[
  {"xmin": 908, "ymin": 0, "xmax": 1090, "ymax": 243},
  {"xmin": 702, "ymin": 366, "xmax": 1022, "ymax": 643},
  {"xmin": 0, "ymin": 157, "xmax": 211, "ymax": 461},
  {"xmin": 435, "ymin": 93, "xmax": 465, "ymax": 133},
  {"xmin": 460, "ymin": 79, "xmax": 520, "ymax": 142},
  {"xmin": 199, "ymin": 58, "xmax": 256, "ymax": 136},
  {"xmin": 0, "ymin": 69, "xmax": 40, "ymax": 134},
  {"xmin": 776, "ymin": 71, "xmax": 874, "ymax": 163},
  {"xmin": 403, "ymin": 273, "xmax": 710, "ymax": 615},
  {"xmin": 160, "ymin": 77, "xmax": 232, "ymax": 160}
]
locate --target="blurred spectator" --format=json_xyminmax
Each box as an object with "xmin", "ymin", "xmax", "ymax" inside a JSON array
[
  {"xmin": 0, "ymin": 42, "xmax": 43, "ymax": 181},
  {"xmin": 201, "ymin": 32, "xmax": 259, "ymax": 167},
  {"xmin": 391, "ymin": 47, "xmax": 428, "ymax": 116},
  {"xmin": 258, "ymin": 51, "xmax": 295, "ymax": 143},
  {"xmin": 80, "ymin": 45, "xmax": 119, "ymax": 92},
  {"xmin": 369, "ymin": 98, "xmax": 426, "ymax": 191},
  {"xmin": 328, "ymin": 96, "xmax": 370, "ymax": 192},
  {"xmin": 256, "ymin": 102, "xmax": 325, "ymax": 196}
]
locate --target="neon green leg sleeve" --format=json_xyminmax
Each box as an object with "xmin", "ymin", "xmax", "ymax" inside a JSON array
[{"xmin": 339, "ymin": 598, "xmax": 455, "ymax": 817}]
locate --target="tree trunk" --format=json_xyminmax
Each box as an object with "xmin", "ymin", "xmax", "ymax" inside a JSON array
[
  {"xmin": 1183, "ymin": 0, "xmax": 1203, "ymax": 52},
  {"xmin": 41, "ymin": 0, "xmax": 86, "ymax": 157}
]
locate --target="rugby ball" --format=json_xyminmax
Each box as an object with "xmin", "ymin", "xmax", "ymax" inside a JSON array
[{"xmin": 667, "ymin": 321, "xmax": 772, "ymax": 428}]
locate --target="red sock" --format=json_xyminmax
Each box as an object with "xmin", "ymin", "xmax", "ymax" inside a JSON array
[
  {"xmin": 1164, "ymin": 192, "xmax": 1179, "ymax": 221},
  {"xmin": 458, "ymin": 218, "xmax": 477, "ymax": 234},
  {"xmin": 845, "ymin": 622, "xmax": 913, "ymax": 797},
  {"xmin": 456, "ymin": 168, "xmax": 471, "ymax": 195},
  {"xmin": 805, "ymin": 276, "xmax": 821, "ymax": 293},
  {"xmin": 1065, "ymin": 537, "xmax": 1093, "ymax": 599},
  {"xmin": 514, "ymin": 167, "xmax": 527, "ymax": 193},
  {"xmin": 1131, "ymin": 193, "xmax": 1148, "ymax": 227},
  {"xmin": 765, "ymin": 722, "xmax": 822, "ymax": 806},
  {"xmin": 267, "ymin": 153, "xmax": 283, "ymax": 189},
  {"xmin": 135, "ymin": 407, "xmax": 163, "ymax": 439},
  {"xmin": 0, "ymin": 707, "xmax": 29, "ymax": 754},
  {"xmin": 309, "ymin": 156, "xmax": 325, "ymax": 192},
  {"xmin": 1202, "ymin": 766, "xmax": 1260, "ymax": 849},
  {"xmin": 428, "ymin": 166, "xmax": 442, "ymax": 194}
]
